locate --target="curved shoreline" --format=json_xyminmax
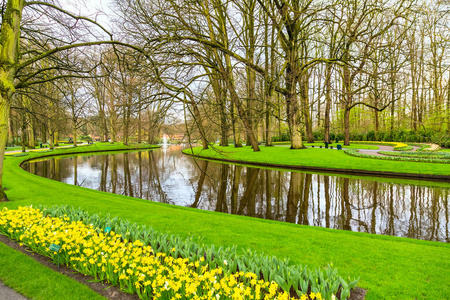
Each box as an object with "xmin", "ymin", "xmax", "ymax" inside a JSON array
[
  {"xmin": 1, "ymin": 143, "xmax": 449, "ymax": 299},
  {"xmin": 18, "ymin": 146, "xmax": 160, "ymax": 167},
  {"xmin": 183, "ymin": 151, "xmax": 450, "ymax": 182}
]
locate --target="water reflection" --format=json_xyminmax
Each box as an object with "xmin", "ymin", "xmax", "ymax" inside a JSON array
[{"xmin": 22, "ymin": 145, "xmax": 450, "ymax": 242}]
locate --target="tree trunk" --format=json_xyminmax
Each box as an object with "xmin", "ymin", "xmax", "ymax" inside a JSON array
[
  {"xmin": 265, "ymin": 91, "xmax": 273, "ymax": 147},
  {"xmin": 373, "ymin": 58, "xmax": 379, "ymax": 139},
  {"xmin": 49, "ymin": 130, "xmax": 54, "ymax": 149},
  {"xmin": 21, "ymin": 117, "xmax": 26, "ymax": 153},
  {"xmin": 123, "ymin": 97, "xmax": 131, "ymax": 146},
  {"xmin": 111, "ymin": 127, "xmax": 116, "ymax": 144},
  {"xmin": 447, "ymin": 78, "xmax": 450, "ymax": 133},
  {"xmin": 211, "ymin": 78, "xmax": 228, "ymax": 147},
  {"xmin": 226, "ymin": 80, "xmax": 259, "ymax": 150},
  {"xmin": 104, "ymin": 113, "xmax": 109, "ymax": 142},
  {"xmin": 138, "ymin": 104, "xmax": 142, "ymax": 143},
  {"xmin": 42, "ymin": 123, "xmax": 47, "ymax": 146},
  {"xmin": 344, "ymin": 108, "xmax": 351, "ymax": 146},
  {"xmin": 230, "ymin": 93, "xmax": 240, "ymax": 147},
  {"xmin": 0, "ymin": 0, "xmax": 26, "ymax": 201},
  {"xmin": 0, "ymin": 98, "xmax": 11, "ymax": 200},
  {"xmin": 264, "ymin": 9, "xmax": 273, "ymax": 147},
  {"xmin": 300, "ymin": 72, "xmax": 314, "ymax": 143},
  {"xmin": 410, "ymin": 36, "xmax": 418, "ymax": 131},
  {"xmin": 27, "ymin": 122, "xmax": 35, "ymax": 149},
  {"xmin": 54, "ymin": 131, "xmax": 59, "ymax": 146},
  {"xmin": 23, "ymin": 96, "xmax": 35, "ymax": 149},
  {"xmin": 219, "ymin": 86, "xmax": 228, "ymax": 147},
  {"xmin": 286, "ymin": 62, "xmax": 304, "ymax": 149},
  {"xmin": 73, "ymin": 122, "xmax": 78, "ymax": 147},
  {"xmin": 191, "ymin": 102, "xmax": 209, "ymax": 150},
  {"xmin": 244, "ymin": 0, "xmax": 257, "ymax": 146},
  {"xmin": 111, "ymin": 110, "xmax": 117, "ymax": 144},
  {"xmin": 342, "ymin": 58, "xmax": 352, "ymax": 146},
  {"xmin": 222, "ymin": 54, "xmax": 259, "ymax": 151},
  {"xmin": 390, "ymin": 75, "xmax": 395, "ymax": 132},
  {"xmin": 324, "ymin": 63, "xmax": 332, "ymax": 143}
]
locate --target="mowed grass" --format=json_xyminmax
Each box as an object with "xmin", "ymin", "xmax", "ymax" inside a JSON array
[
  {"xmin": 0, "ymin": 143, "xmax": 449, "ymax": 299},
  {"xmin": 273, "ymin": 142, "xmax": 380, "ymax": 150},
  {"xmin": 5, "ymin": 146, "xmax": 24, "ymax": 151},
  {"xmin": 0, "ymin": 243, "xmax": 105, "ymax": 300},
  {"xmin": 185, "ymin": 145, "xmax": 450, "ymax": 176},
  {"xmin": 5, "ymin": 142, "xmax": 158, "ymax": 157}
]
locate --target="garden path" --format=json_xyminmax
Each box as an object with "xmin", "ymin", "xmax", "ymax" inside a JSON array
[
  {"xmin": 355, "ymin": 145, "xmax": 394, "ymax": 156},
  {"xmin": 0, "ymin": 280, "xmax": 27, "ymax": 300}
]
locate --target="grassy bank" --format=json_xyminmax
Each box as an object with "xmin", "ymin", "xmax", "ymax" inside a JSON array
[
  {"xmin": 184, "ymin": 145, "xmax": 450, "ymax": 177},
  {"xmin": 0, "ymin": 243, "xmax": 104, "ymax": 300},
  {"xmin": 272, "ymin": 142, "xmax": 380, "ymax": 150},
  {"xmin": 5, "ymin": 141, "xmax": 158, "ymax": 157},
  {"xmin": 0, "ymin": 143, "xmax": 449, "ymax": 299}
]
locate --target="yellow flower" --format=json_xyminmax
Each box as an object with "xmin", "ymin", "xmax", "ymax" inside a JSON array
[{"xmin": 1, "ymin": 207, "xmax": 310, "ymax": 300}]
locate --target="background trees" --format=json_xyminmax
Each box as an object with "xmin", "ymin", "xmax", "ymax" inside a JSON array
[
  {"xmin": 112, "ymin": 0, "xmax": 450, "ymax": 150},
  {"xmin": 3, "ymin": 0, "xmax": 450, "ymax": 200}
]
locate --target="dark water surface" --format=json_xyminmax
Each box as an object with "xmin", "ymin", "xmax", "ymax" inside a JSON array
[{"xmin": 21, "ymin": 145, "xmax": 450, "ymax": 242}]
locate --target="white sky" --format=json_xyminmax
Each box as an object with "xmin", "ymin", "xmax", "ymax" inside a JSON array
[{"xmin": 59, "ymin": 0, "xmax": 115, "ymax": 31}]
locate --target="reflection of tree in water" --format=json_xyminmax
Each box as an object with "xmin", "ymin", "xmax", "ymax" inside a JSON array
[
  {"xmin": 191, "ymin": 160, "xmax": 208, "ymax": 208},
  {"xmin": 286, "ymin": 172, "xmax": 302, "ymax": 223},
  {"xmin": 73, "ymin": 156, "xmax": 77, "ymax": 186},
  {"xmin": 123, "ymin": 153, "xmax": 133, "ymax": 197},
  {"xmin": 324, "ymin": 175, "xmax": 331, "ymax": 228},
  {"xmin": 144, "ymin": 151, "xmax": 169, "ymax": 204},
  {"xmin": 265, "ymin": 170, "xmax": 272, "ymax": 220},
  {"xmin": 21, "ymin": 149, "xmax": 450, "ymax": 242},
  {"xmin": 100, "ymin": 155, "xmax": 108, "ymax": 192},
  {"xmin": 237, "ymin": 168, "xmax": 259, "ymax": 217},
  {"xmin": 111, "ymin": 155, "xmax": 117, "ymax": 193},
  {"xmin": 215, "ymin": 164, "xmax": 229, "ymax": 213},
  {"xmin": 230, "ymin": 165, "xmax": 241, "ymax": 215}
]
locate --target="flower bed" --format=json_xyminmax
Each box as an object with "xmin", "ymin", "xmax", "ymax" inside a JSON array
[
  {"xmin": 378, "ymin": 151, "xmax": 450, "ymax": 160},
  {"xmin": 344, "ymin": 149, "xmax": 450, "ymax": 164},
  {"xmin": 407, "ymin": 143, "xmax": 431, "ymax": 151},
  {"xmin": 0, "ymin": 206, "xmax": 358, "ymax": 300},
  {"xmin": 392, "ymin": 146, "xmax": 413, "ymax": 151},
  {"xmin": 348, "ymin": 141, "xmax": 408, "ymax": 150}
]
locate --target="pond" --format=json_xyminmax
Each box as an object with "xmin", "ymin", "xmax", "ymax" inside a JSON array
[{"xmin": 21, "ymin": 145, "xmax": 450, "ymax": 242}]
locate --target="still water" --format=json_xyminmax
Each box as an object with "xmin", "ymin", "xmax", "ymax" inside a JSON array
[{"xmin": 21, "ymin": 145, "xmax": 450, "ymax": 242}]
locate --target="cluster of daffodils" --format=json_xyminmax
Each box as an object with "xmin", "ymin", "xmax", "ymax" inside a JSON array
[
  {"xmin": 0, "ymin": 206, "xmax": 323, "ymax": 300},
  {"xmin": 349, "ymin": 141, "xmax": 408, "ymax": 148}
]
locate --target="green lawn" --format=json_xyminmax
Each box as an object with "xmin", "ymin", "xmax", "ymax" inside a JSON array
[
  {"xmin": 0, "ymin": 243, "xmax": 105, "ymax": 300},
  {"xmin": 5, "ymin": 142, "xmax": 157, "ymax": 156},
  {"xmin": 5, "ymin": 146, "xmax": 25, "ymax": 151},
  {"xmin": 185, "ymin": 145, "xmax": 450, "ymax": 177},
  {"xmin": 272, "ymin": 142, "xmax": 379, "ymax": 150},
  {"xmin": 0, "ymin": 143, "xmax": 449, "ymax": 299}
]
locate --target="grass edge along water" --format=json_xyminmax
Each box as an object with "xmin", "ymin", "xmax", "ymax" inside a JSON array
[{"xmin": 0, "ymin": 205, "xmax": 358, "ymax": 300}]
